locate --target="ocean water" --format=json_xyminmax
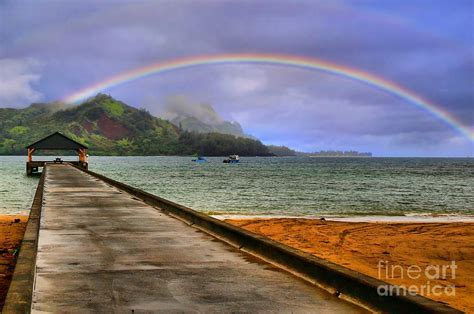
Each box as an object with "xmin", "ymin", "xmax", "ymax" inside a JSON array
[{"xmin": 0, "ymin": 156, "xmax": 473, "ymax": 217}]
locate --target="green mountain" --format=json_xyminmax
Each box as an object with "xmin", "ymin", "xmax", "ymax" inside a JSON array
[{"xmin": 0, "ymin": 94, "xmax": 272, "ymax": 156}]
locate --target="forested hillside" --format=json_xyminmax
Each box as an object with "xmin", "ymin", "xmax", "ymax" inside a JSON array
[{"xmin": 0, "ymin": 94, "xmax": 272, "ymax": 156}]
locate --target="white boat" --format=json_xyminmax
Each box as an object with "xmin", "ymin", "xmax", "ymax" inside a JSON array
[{"xmin": 223, "ymin": 155, "xmax": 239, "ymax": 163}]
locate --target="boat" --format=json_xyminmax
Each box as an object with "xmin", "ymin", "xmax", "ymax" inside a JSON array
[
  {"xmin": 192, "ymin": 156, "xmax": 207, "ymax": 163},
  {"xmin": 223, "ymin": 155, "xmax": 239, "ymax": 163}
]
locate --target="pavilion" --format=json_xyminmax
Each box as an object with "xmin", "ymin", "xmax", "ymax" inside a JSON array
[{"xmin": 26, "ymin": 132, "xmax": 88, "ymax": 175}]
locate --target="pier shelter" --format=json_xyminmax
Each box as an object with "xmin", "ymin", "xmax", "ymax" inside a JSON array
[{"xmin": 26, "ymin": 132, "xmax": 88, "ymax": 175}]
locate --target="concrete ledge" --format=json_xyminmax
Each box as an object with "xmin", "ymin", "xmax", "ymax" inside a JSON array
[
  {"xmin": 3, "ymin": 168, "xmax": 46, "ymax": 313},
  {"xmin": 77, "ymin": 165, "xmax": 461, "ymax": 314}
]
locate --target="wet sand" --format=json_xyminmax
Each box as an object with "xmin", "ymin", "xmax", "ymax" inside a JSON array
[
  {"xmin": 0, "ymin": 215, "xmax": 27, "ymax": 310},
  {"xmin": 226, "ymin": 218, "xmax": 474, "ymax": 312}
]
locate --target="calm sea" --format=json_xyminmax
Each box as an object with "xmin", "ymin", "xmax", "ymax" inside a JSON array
[{"xmin": 0, "ymin": 156, "xmax": 473, "ymax": 217}]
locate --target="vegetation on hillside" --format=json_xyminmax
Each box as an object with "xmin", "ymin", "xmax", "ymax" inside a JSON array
[
  {"xmin": 297, "ymin": 150, "xmax": 372, "ymax": 157},
  {"xmin": 0, "ymin": 94, "xmax": 272, "ymax": 156}
]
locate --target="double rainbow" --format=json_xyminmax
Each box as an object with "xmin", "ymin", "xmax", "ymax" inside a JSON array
[{"xmin": 63, "ymin": 53, "xmax": 473, "ymax": 142}]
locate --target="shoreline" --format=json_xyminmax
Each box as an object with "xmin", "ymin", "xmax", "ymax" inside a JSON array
[
  {"xmin": 2, "ymin": 213, "xmax": 474, "ymax": 223},
  {"xmin": 213, "ymin": 214, "xmax": 474, "ymax": 223},
  {"xmin": 3, "ymin": 212, "xmax": 474, "ymax": 223}
]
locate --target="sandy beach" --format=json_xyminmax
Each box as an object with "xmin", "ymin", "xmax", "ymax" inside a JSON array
[
  {"xmin": 226, "ymin": 218, "xmax": 474, "ymax": 312},
  {"xmin": 0, "ymin": 215, "xmax": 27, "ymax": 310}
]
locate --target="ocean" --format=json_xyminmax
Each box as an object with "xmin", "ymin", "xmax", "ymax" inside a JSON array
[{"xmin": 0, "ymin": 156, "xmax": 473, "ymax": 217}]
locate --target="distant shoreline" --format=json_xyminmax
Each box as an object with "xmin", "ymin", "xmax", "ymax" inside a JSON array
[{"xmin": 1, "ymin": 154, "xmax": 473, "ymax": 158}]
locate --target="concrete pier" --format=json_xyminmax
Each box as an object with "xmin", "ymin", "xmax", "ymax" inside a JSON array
[{"xmin": 29, "ymin": 164, "xmax": 365, "ymax": 312}]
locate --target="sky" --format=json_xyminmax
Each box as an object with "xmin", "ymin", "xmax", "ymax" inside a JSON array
[{"xmin": 0, "ymin": 0, "xmax": 473, "ymax": 156}]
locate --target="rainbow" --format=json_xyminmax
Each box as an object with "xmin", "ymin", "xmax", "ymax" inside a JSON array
[{"xmin": 63, "ymin": 53, "xmax": 473, "ymax": 142}]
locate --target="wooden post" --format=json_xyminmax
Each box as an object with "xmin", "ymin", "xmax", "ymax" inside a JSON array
[
  {"xmin": 27, "ymin": 148, "xmax": 35, "ymax": 162},
  {"xmin": 78, "ymin": 148, "xmax": 88, "ymax": 163}
]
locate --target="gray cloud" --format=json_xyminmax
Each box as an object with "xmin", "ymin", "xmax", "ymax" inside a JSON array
[
  {"xmin": 0, "ymin": 0, "xmax": 472, "ymax": 155},
  {"xmin": 0, "ymin": 58, "xmax": 43, "ymax": 107}
]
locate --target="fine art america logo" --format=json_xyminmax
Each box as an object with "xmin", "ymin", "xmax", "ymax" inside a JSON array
[{"xmin": 377, "ymin": 260, "xmax": 457, "ymax": 297}]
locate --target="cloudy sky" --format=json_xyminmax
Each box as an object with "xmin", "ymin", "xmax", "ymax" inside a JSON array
[{"xmin": 1, "ymin": 0, "xmax": 472, "ymax": 156}]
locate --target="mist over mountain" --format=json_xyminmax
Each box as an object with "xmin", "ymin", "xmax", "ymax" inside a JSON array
[
  {"xmin": 158, "ymin": 96, "xmax": 254, "ymax": 139},
  {"xmin": 0, "ymin": 94, "xmax": 271, "ymax": 156}
]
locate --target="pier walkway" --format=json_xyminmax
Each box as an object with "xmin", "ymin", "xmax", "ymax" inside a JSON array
[{"xmin": 29, "ymin": 164, "xmax": 364, "ymax": 312}]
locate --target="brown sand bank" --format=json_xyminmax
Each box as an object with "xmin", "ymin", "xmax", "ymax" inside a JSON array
[
  {"xmin": 226, "ymin": 218, "xmax": 474, "ymax": 312},
  {"xmin": 0, "ymin": 215, "xmax": 27, "ymax": 310}
]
